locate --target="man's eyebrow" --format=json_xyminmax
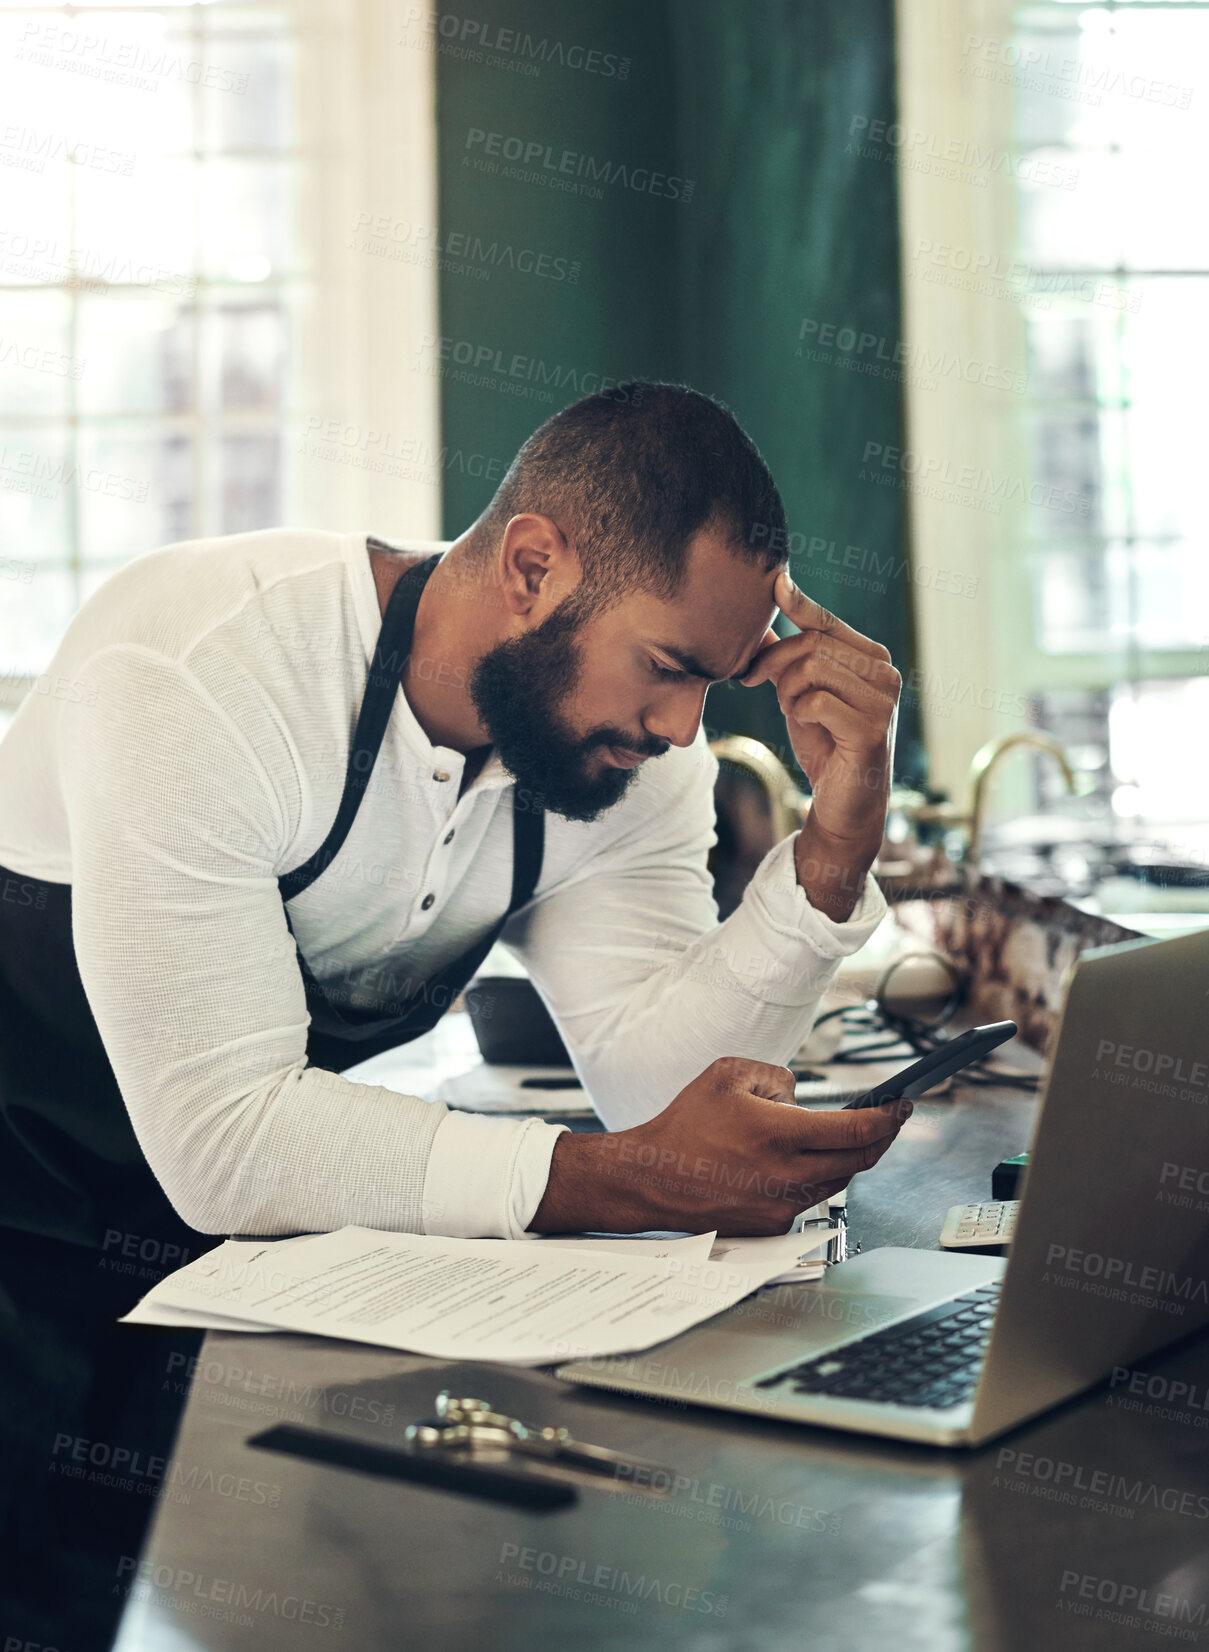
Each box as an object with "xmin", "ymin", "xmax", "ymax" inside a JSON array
[{"xmin": 655, "ymin": 643, "xmax": 760, "ymax": 683}]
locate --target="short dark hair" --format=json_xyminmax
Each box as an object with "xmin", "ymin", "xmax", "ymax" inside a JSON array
[{"xmin": 474, "ymin": 381, "xmax": 787, "ymax": 619}]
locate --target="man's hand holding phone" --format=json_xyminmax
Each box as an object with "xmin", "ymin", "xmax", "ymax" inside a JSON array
[{"xmin": 529, "ymin": 1055, "xmax": 910, "ymax": 1237}]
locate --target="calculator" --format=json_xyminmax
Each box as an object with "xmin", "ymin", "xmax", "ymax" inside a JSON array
[{"xmin": 939, "ymin": 1200, "xmax": 1019, "ymax": 1249}]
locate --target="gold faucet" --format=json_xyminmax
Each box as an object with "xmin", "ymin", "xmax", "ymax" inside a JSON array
[
  {"xmin": 708, "ymin": 735, "xmax": 805, "ymax": 841},
  {"xmin": 705, "ymin": 729, "xmax": 1080, "ymax": 869},
  {"xmin": 966, "ymin": 730, "xmax": 1078, "ymax": 863}
]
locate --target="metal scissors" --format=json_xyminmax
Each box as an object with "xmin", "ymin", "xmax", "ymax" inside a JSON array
[{"xmin": 404, "ymin": 1392, "xmax": 675, "ymax": 1495}]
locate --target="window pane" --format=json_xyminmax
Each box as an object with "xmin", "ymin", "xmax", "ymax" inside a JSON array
[
  {"xmin": 1120, "ymin": 279, "xmax": 1209, "ymax": 540},
  {"xmin": 0, "ymin": 428, "xmax": 72, "ymax": 560},
  {"xmin": 1032, "ymin": 541, "xmax": 1209, "ymax": 653},
  {"xmin": 202, "ymin": 159, "xmax": 293, "ymax": 280},
  {"xmin": 1029, "ymin": 687, "xmax": 1113, "ymax": 812},
  {"xmin": 77, "ymin": 428, "xmax": 192, "ymax": 559},
  {"xmin": 76, "ymin": 295, "xmax": 194, "ymax": 416},
  {"xmin": 200, "ymin": 34, "xmax": 293, "ymax": 151},
  {"xmin": 1026, "ymin": 411, "xmax": 1106, "ymax": 535},
  {"xmin": 1021, "ymin": 148, "xmax": 1209, "ymax": 270},
  {"xmin": 1032, "ymin": 548, "xmax": 1110, "ymax": 654},
  {"xmin": 74, "ymin": 156, "xmax": 197, "ymax": 286},
  {"xmin": 0, "ymin": 0, "xmax": 295, "ymax": 671},
  {"xmin": 1125, "ymin": 408, "xmax": 1208, "ymax": 542},
  {"xmin": 220, "ymin": 432, "xmax": 279, "ymax": 533},
  {"xmin": 0, "ymin": 290, "xmax": 75, "ymax": 418},
  {"xmin": 1010, "ymin": 22, "xmax": 1090, "ymax": 151},
  {"xmin": 1019, "ymin": 149, "xmax": 1119, "ymax": 269},
  {"xmin": 1025, "ymin": 301, "xmax": 1119, "ymax": 402},
  {"xmin": 202, "ymin": 302, "xmax": 285, "ymax": 411},
  {"xmin": 0, "ymin": 568, "xmax": 76, "ymax": 677},
  {"xmin": 0, "ymin": 21, "xmax": 72, "ymax": 286},
  {"xmin": 199, "ymin": 7, "xmax": 292, "ymax": 32},
  {"xmin": 0, "ymin": 12, "xmax": 193, "ymax": 167},
  {"xmin": 1109, "ymin": 678, "xmax": 1209, "ymax": 822},
  {"xmin": 1012, "ymin": 10, "xmax": 1209, "ymax": 151},
  {"xmin": 1125, "ymin": 543, "xmax": 1209, "ymax": 649}
]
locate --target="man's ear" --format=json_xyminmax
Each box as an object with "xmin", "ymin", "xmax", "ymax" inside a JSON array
[{"xmin": 498, "ymin": 513, "xmax": 575, "ymax": 615}]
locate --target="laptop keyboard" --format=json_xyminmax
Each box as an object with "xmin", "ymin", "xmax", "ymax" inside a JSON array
[{"xmin": 755, "ymin": 1281, "xmax": 1002, "ymax": 1410}]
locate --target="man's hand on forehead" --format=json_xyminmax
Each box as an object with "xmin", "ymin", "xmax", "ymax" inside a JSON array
[
  {"xmin": 732, "ymin": 567, "xmax": 901, "ymax": 919},
  {"xmin": 738, "ymin": 570, "xmax": 894, "ymax": 691}
]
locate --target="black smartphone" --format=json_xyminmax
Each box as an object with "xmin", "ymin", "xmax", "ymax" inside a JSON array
[{"xmin": 842, "ymin": 1021, "xmax": 1018, "ymax": 1110}]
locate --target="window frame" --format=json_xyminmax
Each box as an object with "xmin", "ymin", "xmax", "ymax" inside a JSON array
[
  {"xmin": 0, "ymin": 0, "xmax": 441, "ymax": 705},
  {"xmin": 895, "ymin": 0, "xmax": 1207, "ymax": 813}
]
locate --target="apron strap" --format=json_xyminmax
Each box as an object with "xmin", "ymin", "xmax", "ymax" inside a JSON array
[
  {"xmin": 275, "ymin": 542, "xmax": 547, "ymax": 1071},
  {"xmin": 279, "ymin": 552, "xmax": 441, "ymax": 904},
  {"xmin": 508, "ymin": 797, "xmax": 544, "ymax": 912}
]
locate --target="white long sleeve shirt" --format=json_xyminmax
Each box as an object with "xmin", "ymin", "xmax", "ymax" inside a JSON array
[{"xmin": 0, "ymin": 528, "xmax": 887, "ymax": 1238}]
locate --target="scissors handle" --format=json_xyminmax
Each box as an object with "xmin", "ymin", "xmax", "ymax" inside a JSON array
[{"xmin": 415, "ymin": 1394, "xmax": 674, "ymax": 1491}]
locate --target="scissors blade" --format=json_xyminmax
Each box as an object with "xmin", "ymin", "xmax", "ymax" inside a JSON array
[{"xmin": 516, "ymin": 1432, "xmax": 674, "ymax": 1492}]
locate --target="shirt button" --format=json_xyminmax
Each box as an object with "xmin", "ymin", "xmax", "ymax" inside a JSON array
[
  {"xmin": 443, "ymin": 829, "xmax": 455, "ymax": 844},
  {"xmin": 421, "ymin": 893, "xmax": 435, "ymax": 910},
  {"xmin": 433, "ymin": 771, "xmax": 450, "ymax": 782}
]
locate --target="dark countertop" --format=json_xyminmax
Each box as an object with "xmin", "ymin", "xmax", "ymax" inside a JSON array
[{"xmin": 105, "ymin": 1065, "xmax": 1209, "ymax": 1652}]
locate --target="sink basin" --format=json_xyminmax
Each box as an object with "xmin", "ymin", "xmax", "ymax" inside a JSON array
[{"xmin": 976, "ymin": 816, "xmax": 1209, "ymax": 910}]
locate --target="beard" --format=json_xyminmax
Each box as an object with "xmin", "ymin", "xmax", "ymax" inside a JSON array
[{"xmin": 468, "ymin": 604, "xmax": 665, "ymax": 823}]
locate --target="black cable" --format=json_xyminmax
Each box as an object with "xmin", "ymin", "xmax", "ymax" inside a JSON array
[{"xmin": 809, "ymin": 963, "xmax": 1040, "ymax": 1091}]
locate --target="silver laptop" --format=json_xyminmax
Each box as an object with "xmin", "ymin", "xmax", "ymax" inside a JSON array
[{"xmin": 557, "ymin": 927, "xmax": 1209, "ymax": 1446}]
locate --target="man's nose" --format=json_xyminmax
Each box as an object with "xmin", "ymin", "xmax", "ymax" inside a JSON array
[{"xmin": 644, "ymin": 683, "xmax": 708, "ymax": 749}]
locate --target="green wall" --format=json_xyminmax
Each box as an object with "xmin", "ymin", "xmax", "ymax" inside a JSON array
[{"xmin": 436, "ymin": 0, "xmax": 922, "ymax": 782}]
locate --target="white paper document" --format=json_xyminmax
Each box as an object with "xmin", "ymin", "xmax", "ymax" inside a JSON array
[
  {"xmin": 120, "ymin": 1225, "xmax": 826, "ymax": 1364},
  {"xmin": 538, "ymin": 1232, "xmax": 717, "ymax": 1261},
  {"xmin": 121, "ymin": 1300, "xmax": 280, "ymax": 1333},
  {"xmin": 709, "ymin": 1229, "xmax": 831, "ymax": 1284},
  {"xmin": 120, "ymin": 1232, "xmax": 717, "ymax": 1333}
]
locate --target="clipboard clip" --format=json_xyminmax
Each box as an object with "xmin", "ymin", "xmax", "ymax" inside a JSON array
[
  {"xmin": 797, "ymin": 1206, "xmax": 859, "ymax": 1267},
  {"xmin": 404, "ymin": 1392, "xmax": 675, "ymax": 1495},
  {"xmin": 825, "ymin": 1205, "xmax": 859, "ymax": 1264}
]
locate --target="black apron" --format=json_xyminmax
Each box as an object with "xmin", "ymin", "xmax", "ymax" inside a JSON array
[
  {"xmin": 0, "ymin": 543, "xmax": 547, "ymax": 1650},
  {"xmin": 0, "ymin": 544, "xmax": 545, "ymax": 1251}
]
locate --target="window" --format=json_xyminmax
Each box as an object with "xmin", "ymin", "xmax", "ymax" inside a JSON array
[
  {"xmin": 0, "ymin": 0, "xmax": 442, "ymax": 725},
  {"xmin": 1015, "ymin": 1, "xmax": 1209, "ymax": 825},
  {"xmin": 897, "ymin": 0, "xmax": 1209, "ymax": 833},
  {"xmin": 0, "ymin": 1, "xmax": 297, "ymax": 684}
]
